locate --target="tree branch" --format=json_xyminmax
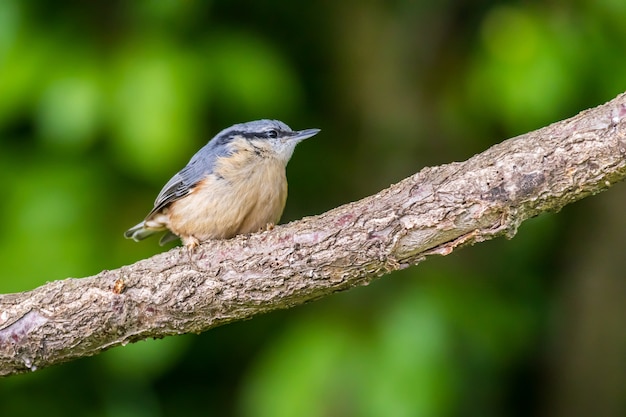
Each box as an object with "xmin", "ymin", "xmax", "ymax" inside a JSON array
[{"xmin": 2, "ymin": 93, "xmax": 626, "ymax": 377}]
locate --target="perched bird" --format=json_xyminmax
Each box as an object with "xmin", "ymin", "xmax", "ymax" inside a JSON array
[{"xmin": 125, "ymin": 119, "xmax": 320, "ymax": 248}]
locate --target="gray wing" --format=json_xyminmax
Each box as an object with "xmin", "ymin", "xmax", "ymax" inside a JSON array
[{"xmin": 146, "ymin": 141, "xmax": 230, "ymax": 218}]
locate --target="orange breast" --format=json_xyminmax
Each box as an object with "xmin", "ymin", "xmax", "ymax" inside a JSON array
[{"xmin": 167, "ymin": 153, "xmax": 288, "ymax": 241}]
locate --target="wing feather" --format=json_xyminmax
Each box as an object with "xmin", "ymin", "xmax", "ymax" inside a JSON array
[{"xmin": 145, "ymin": 141, "xmax": 230, "ymax": 219}]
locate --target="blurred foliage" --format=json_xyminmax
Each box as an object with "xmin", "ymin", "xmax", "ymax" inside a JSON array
[{"xmin": 1, "ymin": 1, "xmax": 625, "ymax": 416}]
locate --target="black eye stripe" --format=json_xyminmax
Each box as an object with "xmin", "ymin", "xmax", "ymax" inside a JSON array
[{"xmin": 236, "ymin": 130, "xmax": 285, "ymax": 140}]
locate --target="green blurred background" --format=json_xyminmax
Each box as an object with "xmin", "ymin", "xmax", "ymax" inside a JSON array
[{"xmin": 1, "ymin": 1, "xmax": 625, "ymax": 416}]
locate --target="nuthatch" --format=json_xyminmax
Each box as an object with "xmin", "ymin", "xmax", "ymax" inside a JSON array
[{"xmin": 124, "ymin": 119, "xmax": 319, "ymax": 248}]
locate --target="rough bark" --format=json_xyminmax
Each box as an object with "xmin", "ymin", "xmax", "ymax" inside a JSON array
[{"xmin": 1, "ymin": 93, "xmax": 626, "ymax": 377}]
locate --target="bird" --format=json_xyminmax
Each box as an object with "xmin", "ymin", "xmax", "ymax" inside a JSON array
[{"xmin": 124, "ymin": 119, "xmax": 320, "ymax": 249}]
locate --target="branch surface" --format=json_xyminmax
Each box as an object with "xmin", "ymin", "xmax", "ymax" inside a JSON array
[{"xmin": 2, "ymin": 93, "xmax": 626, "ymax": 376}]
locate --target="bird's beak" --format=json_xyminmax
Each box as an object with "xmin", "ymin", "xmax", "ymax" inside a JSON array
[{"xmin": 291, "ymin": 128, "xmax": 320, "ymax": 141}]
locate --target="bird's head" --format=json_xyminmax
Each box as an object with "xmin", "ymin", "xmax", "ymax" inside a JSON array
[{"xmin": 213, "ymin": 119, "xmax": 320, "ymax": 164}]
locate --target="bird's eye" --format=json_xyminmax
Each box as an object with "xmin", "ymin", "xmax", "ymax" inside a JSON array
[{"xmin": 266, "ymin": 130, "xmax": 278, "ymax": 139}]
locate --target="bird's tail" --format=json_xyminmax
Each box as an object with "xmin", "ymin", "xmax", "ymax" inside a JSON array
[
  {"xmin": 125, "ymin": 222, "xmax": 179, "ymax": 246},
  {"xmin": 124, "ymin": 221, "xmax": 160, "ymax": 242}
]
